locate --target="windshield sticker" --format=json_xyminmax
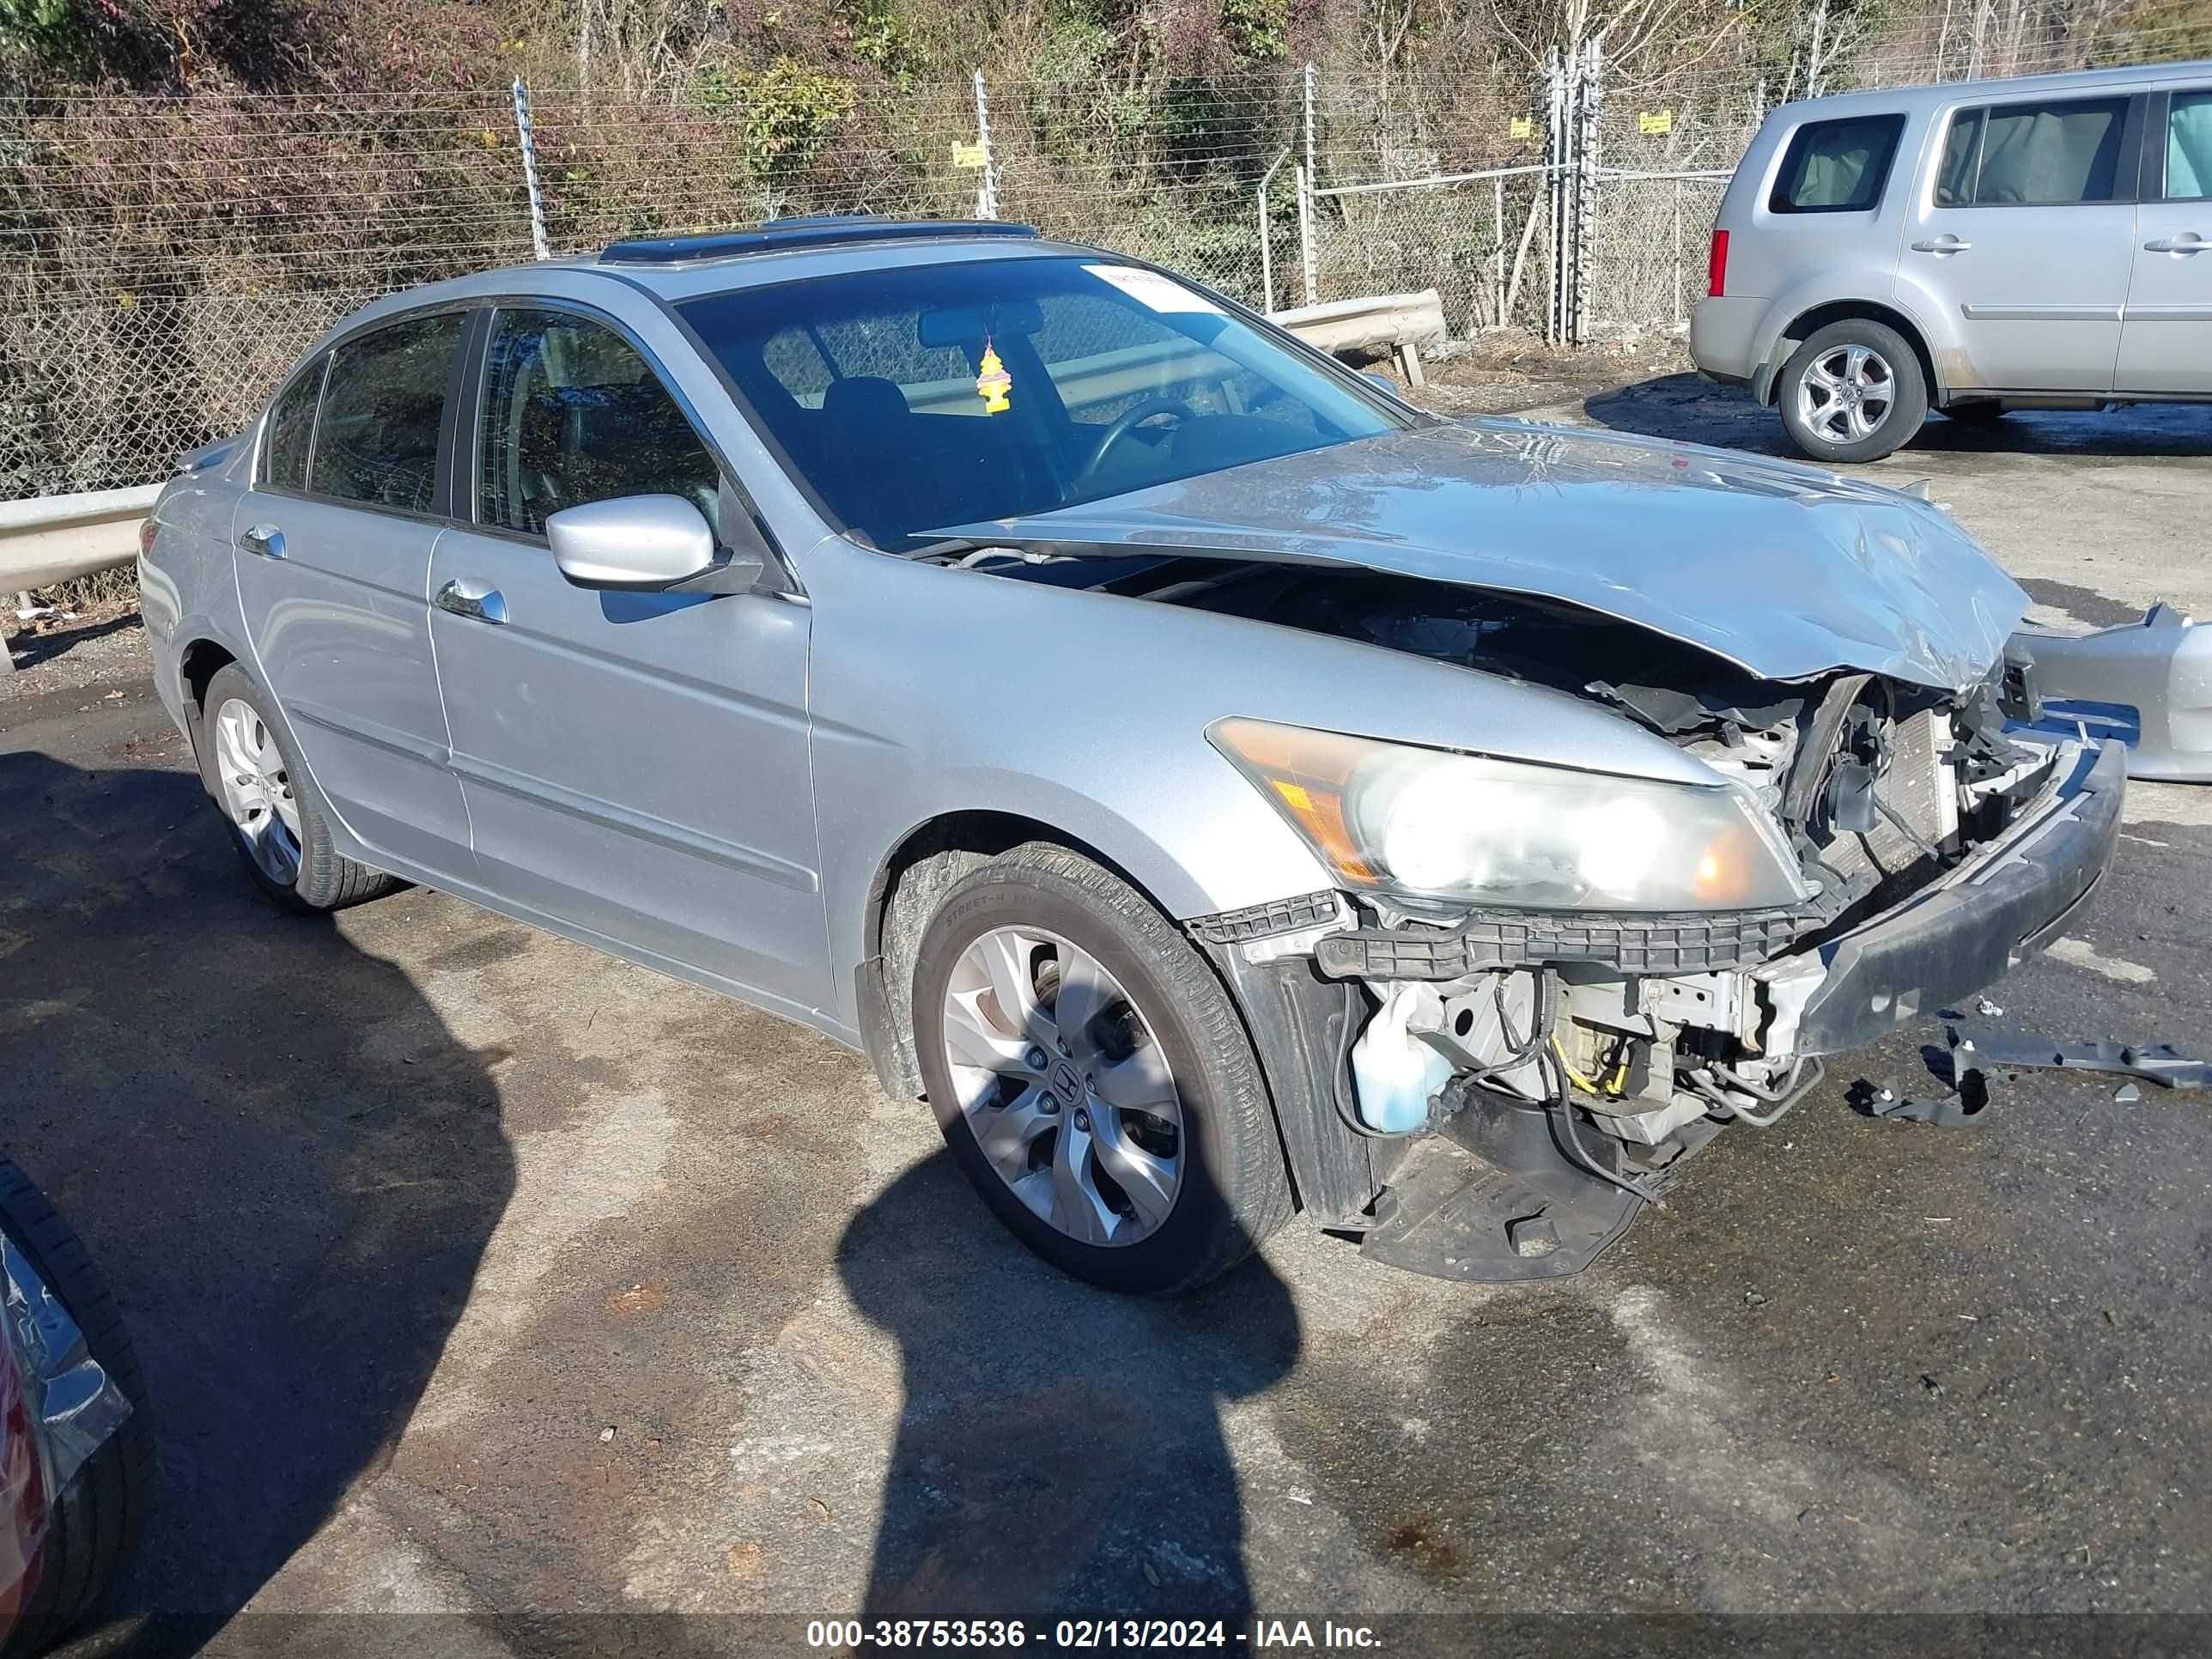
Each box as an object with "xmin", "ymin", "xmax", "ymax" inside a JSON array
[
  {"xmin": 976, "ymin": 339, "xmax": 1012, "ymax": 413},
  {"xmin": 1084, "ymin": 264, "xmax": 1222, "ymax": 315}
]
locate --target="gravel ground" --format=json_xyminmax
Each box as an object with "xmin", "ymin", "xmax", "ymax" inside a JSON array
[{"xmin": 3, "ymin": 600, "xmax": 152, "ymax": 703}]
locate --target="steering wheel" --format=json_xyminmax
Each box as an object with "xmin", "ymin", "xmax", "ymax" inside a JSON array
[{"xmin": 1073, "ymin": 398, "xmax": 1196, "ymax": 488}]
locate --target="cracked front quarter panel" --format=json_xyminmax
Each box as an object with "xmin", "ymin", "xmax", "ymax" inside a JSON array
[{"xmin": 958, "ymin": 418, "xmax": 2031, "ymax": 693}]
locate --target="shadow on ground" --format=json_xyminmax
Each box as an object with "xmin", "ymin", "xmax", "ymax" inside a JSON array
[
  {"xmin": 0, "ymin": 751, "xmax": 514, "ymax": 1653},
  {"xmin": 840, "ymin": 1153, "xmax": 1300, "ymax": 1627},
  {"xmin": 1583, "ymin": 371, "xmax": 2212, "ymax": 462},
  {"xmin": 4, "ymin": 614, "xmax": 142, "ymax": 674}
]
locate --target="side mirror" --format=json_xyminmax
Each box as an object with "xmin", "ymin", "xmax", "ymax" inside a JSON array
[{"xmin": 547, "ymin": 494, "xmax": 765, "ymax": 594}]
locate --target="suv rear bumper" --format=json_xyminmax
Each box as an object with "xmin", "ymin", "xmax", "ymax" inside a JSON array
[
  {"xmin": 1759, "ymin": 738, "xmax": 2125, "ymax": 1056},
  {"xmin": 1690, "ymin": 295, "xmax": 1766, "ymax": 385}
]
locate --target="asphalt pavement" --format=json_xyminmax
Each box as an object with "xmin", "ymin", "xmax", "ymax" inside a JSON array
[{"xmin": 4, "ymin": 380, "xmax": 2210, "ymax": 1657}]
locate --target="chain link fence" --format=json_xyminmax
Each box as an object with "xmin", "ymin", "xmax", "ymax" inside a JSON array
[{"xmin": 4, "ymin": 21, "xmax": 2208, "ymax": 499}]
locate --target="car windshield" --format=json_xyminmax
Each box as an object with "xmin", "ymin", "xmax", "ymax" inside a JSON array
[{"xmin": 677, "ymin": 254, "xmax": 1403, "ymax": 550}]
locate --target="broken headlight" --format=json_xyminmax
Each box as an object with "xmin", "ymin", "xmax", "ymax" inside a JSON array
[{"xmin": 1209, "ymin": 717, "xmax": 1813, "ymax": 915}]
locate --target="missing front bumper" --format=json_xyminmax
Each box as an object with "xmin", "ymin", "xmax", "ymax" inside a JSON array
[{"xmin": 1759, "ymin": 738, "xmax": 2124, "ymax": 1057}]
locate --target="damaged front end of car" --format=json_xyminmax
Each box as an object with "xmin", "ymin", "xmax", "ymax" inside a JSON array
[
  {"xmin": 945, "ymin": 419, "xmax": 2125, "ymax": 1279},
  {"xmin": 1176, "ymin": 575, "xmax": 2124, "ymax": 1283}
]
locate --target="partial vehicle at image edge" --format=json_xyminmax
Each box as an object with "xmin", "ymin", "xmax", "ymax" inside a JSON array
[
  {"xmin": 1694, "ymin": 59, "xmax": 2212, "ymax": 461},
  {"xmin": 142, "ymin": 216, "xmax": 2123, "ymax": 1293},
  {"xmin": 0, "ymin": 1158, "xmax": 151, "ymax": 1659}
]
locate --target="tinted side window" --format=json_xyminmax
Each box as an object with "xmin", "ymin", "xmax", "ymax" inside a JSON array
[
  {"xmin": 261, "ymin": 356, "xmax": 325, "ymax": 491},
  {"xmin": 2169, "ymin": 91, "xmax": 2212, "ymax": 200},
  {"xmin": 477, "ymin": 308, "xmax": 721, "ymax": 538},
  {"xmin": 311, "ymin": 313, "xmax": 462, "ymax": 512},
  {"xmin": 1969, "ymin": 96, "xmax": 2129, "ymax": 204},
  {"xmin": 1769, "ymin": 114, "xmax": 1905, "ymax": 213}
]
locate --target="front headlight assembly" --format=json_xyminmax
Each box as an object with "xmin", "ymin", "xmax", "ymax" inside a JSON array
[{"xmin": 1208, "ymin": 718, "xmax": 1814, "ymax": 916}]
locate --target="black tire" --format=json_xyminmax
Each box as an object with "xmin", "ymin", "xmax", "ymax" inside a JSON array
[
  {"xmin": 1942, "ymin": 399, "xmax": 2007, "ymax": 425},
  {"xmin": 0, "ymin": 1159, "xmax": 151, "ymax": 1659},
  {"xmin": 193, "ymin": 663, "xmax": 400, "ymax": 914},
  {"xmin": 1777, "ymin": 318, "xmax": 1929, "ymax": 465},
  {"xmin": 909, "ymin": 843, "xmax": 1293, "ymax": 1294}
]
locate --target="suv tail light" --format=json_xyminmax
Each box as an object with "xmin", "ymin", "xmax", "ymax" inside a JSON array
[{"xmin": 1706, "ymin": 229, "xmax": 1729, "ymax": 299}]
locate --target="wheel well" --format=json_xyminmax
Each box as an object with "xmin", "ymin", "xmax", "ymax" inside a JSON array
[
  {"xmin": 179, "ymin": 639, "xmax": 236, "ymax": 715},
  {"xmin": 1767, "ymin": 301, "xmax": 1940, "ymax": 406},
  {"xmin": 860, "ymin": 811, "xmax": 1155, "ymax": 1101}
]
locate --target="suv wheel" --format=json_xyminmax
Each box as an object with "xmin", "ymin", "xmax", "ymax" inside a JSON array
[
  {"xmin": 1778, "ymin": 319, "xmax": 1928, "ymax": 464},
  {"xmin": 909, "ymin": 842, "xmax": 1293, "ymax": 1293},
  {"xmin": 194, "ymin": 664, "xmax": 401, "ymax": 914}
]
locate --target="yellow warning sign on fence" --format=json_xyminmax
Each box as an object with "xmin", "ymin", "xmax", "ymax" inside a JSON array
[
  {"xmin": 1509, "ymin": 116, "xmax": 1533, "ymax": 139},
  {"xmin": 1639, "ymin": 109, "xmax": 1673, "ymax": 135},
  {"xmin": 951, "ymin": 141, "xmax": 987, "ymax": 169}
]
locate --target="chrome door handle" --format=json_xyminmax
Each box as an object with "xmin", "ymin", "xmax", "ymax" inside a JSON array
[
  {"xmin": 1911, "ymin": 235, "xmax": 1972, "ymax": 254},
  {"xmin": 236, "ymin": 523, "xmax": 285, "ymax": 560},
  {"xmin": 434, "ymin": 579, "xmax": 507, "ymax": 625},
  {"xmin": 2145, "ymin": 233, "xmax": 2206, "ymax": 254}
]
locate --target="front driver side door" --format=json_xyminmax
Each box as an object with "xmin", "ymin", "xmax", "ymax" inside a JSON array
[
  {"xmin": 427, "ymin": 303, "xmax": 832, "ymax": 1024},
  {"xmin": 2117, "ymin": 86, "xmax": 2212, "ymax": 394}
]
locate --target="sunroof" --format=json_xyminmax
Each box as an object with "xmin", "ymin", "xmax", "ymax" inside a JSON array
[{"xmin": 599, "ymin": 217, "xmax": 1040, "ymax": 266}]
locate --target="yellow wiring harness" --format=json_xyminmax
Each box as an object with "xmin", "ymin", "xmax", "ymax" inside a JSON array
[{"xmin": 1552, "ymin": 1035, "xmax": 1631, "ymax": 1098}]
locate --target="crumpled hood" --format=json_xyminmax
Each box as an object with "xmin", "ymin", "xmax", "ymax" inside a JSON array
[{"xmin": 957, "ymin": 418, "xmax": 2028, "ymax": 692}]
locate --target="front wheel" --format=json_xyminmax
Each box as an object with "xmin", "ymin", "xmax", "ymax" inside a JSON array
[
  {"xmin": 909, "ymin": 843, "xmax": 1292, "ymax": 1293},
  {"xmin": 1778, "ymin": 319, "xmax": 1928, "ymax": 464}
]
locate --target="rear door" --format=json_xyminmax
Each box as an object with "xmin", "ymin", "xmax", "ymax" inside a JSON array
[
  {"xmin": 1907, "ymin": 93, "xmax": 2141, "ymax": 392},
  {"xmin": 2117, "ymin": 84, "xmax": 2212, "ymax": 394},
  {"xmin": 230, "ymin": 309, "xmax": 474, "ymax": 876},
  {"xmin": 426, "ymin": 302, "xmax": 830, "ymax": 1020}
]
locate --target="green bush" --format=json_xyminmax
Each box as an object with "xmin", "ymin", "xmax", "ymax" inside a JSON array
[{"xmin": 693, "ymin": 54, "xmax": 858, "ymax": 173}]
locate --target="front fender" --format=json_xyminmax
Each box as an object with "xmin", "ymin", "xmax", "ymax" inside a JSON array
[{"xmin": 799, "ymin": 534, "xmax": 1710, "ymax": 1034}]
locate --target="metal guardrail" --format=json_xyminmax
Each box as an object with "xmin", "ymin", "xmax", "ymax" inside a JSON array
[
  {"xmin": 0, "ymin": 484, "xmax": 159, "ymax": 676},
  {"xmin": 1, "ymin": 484, "xmax": 161, "ymax": 592},
  {"xmin": 1271, "ymin": 289, "xmax": 1448, "ymax": 385}
]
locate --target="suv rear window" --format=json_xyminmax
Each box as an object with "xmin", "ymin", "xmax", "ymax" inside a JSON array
[{"xmin": 1768, "ymin": 114, "xmax": 1905, "ymax": 213}]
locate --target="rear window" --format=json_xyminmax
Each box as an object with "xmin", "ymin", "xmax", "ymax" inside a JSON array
[
  {"xmin": 1768, "ymin": 114, "xmax": 1905, "ymax": 213},
  {"xmin": 1938, "ymin": 96, "xmax": 2130, "ymax": 206}
]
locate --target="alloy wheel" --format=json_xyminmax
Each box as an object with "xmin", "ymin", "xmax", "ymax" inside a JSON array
[
  {"xmin": 212, "ymin": 697, "xmax": 302, "ymax": 885},
  {"xmin": 939, "ymin": 925, "xmax": 1184, "ymax": 1248},
  {"xmin": 1798, "ymin": 343, "xmax": 1896, "ymax": 444}
]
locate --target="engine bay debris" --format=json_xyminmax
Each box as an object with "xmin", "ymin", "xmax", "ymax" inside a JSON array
[{"xmin": 1949, "ymin": 1029, "xmax": 2209, "ymax": 1091}]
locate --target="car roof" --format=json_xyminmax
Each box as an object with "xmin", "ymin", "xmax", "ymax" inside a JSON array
[
  {"xmin": 1775, "ymin": 58, "xmax": 2212, "ymax": 118},
  {"xmin": 323, "ymin": 220, "xmax": 1111, "ymax": 341}
]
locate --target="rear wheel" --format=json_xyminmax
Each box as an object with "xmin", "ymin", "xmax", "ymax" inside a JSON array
[
  {"xmin": 0, "ymin": 1159, "xmax": 150, "ymax": 1659},
  {"xmin": 909, "ymin": 843, "xmax": 1292, "ymax": 1293},
  {"xmin": 194, "ymin": 664, "xmax": 400, "ymax": 913},
  {"xmin": 1778, "ymin": 319, "xmax": 1928, "ymax": 464}
]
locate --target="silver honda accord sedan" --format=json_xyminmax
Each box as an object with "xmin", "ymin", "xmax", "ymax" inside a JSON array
[{"xmin": 140, "ymin": 216, "xmax": 2123, "ymax": 1292}]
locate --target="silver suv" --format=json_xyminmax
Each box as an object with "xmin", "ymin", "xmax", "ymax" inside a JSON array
[
  {"xmin": 143, "ymin": 218, "xmax": 2118, "ymax": 1293},
  {"xmin": 1693, "ymin": 62, "xmax": 2212, "ymax": 462}
]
